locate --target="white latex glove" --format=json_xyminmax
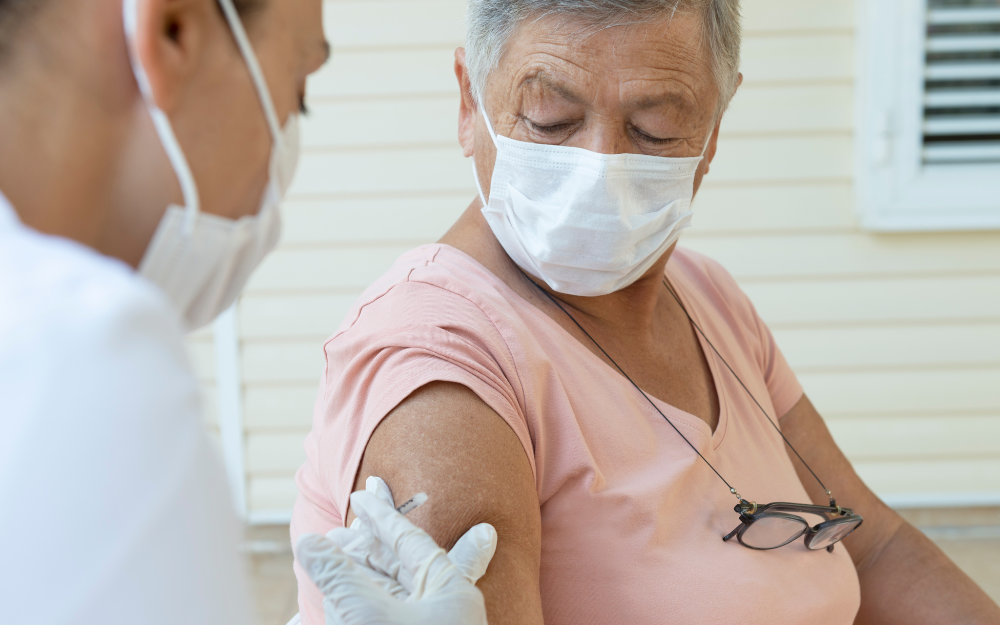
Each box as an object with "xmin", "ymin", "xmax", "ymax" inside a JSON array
[
  {"xmin": 332, "ymin": 477, "xmax": 495, "ymax": 598},
  {"xmin": 296, "ymin": 483, "xmax": 496, "ymax": 625}
]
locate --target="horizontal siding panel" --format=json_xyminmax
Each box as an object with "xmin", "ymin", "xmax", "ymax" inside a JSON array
[
  {"xmin": 855, "ymin": 459, "xmax": 1000, "ymax": 497},
  {"xmin": 801, "ymin": 369, "xmax": 1000, "ymax": 416},
  {"xmin": 774, "ymin": 324, "xmax": 1000, "ymax": 371},
  {"xmin": 309, "ymin": 48, "xmax": 458, "ymax": 99},
  {"xmin": 307, "ymin": 36, "xmax": 853, "ymax": 101},
  {"xmin": 325, "ymin": 0, "xmax": 465, "ymax": 49},
  {"xmin": 709, "ymin": 135, "xmax": 851, "ymax": 182},
  {"xmin": 247, "ymin": 431, "xmax": 310, "ymax": 475},
  {"xmin": 245, "ymin": 385, "xmax": 319, "ymax": 430},
  {"xmin": 246, "ymin": 244, "xmax": 413, "ymax": 293},
  {"xmin": 692, "ymin": 183, "xmax": 856, "ymax": 232},
  {"xmin": 740, "ymin": 35, "xmax": 853, "ymax": 84},
  {"xmin": 280, "ymin": 195, "xmax": 467, "ymax": 245},
  {"xmin": 289, "ymin": 148, "xmax": 470, "ymax": 197},
  {"xmin": 249, "ymin": 477, "xmax": 300, "ymax": 512},
  {"xmin": 241, "ymin": 294, "xmax": 358, "ymax": 339},
  {"xmin": 684, "ymin": 233, "xmax": 1000, "ymax": 281},
  {"xmin": 829, "ymin": 415, "xmax": 1000, "ymax": 461},
  {"xmin": 301, "ymin": 96, "xmax": 459, "ymax": 149},
  {"xmin": 745, "ymin": 275, "xmax": 1000, "ymax": 327},
  {"xmin": 243, "ymin": 342, "xmax": 325, "ymax": 384},
  {"xmin": 724, "ymin": 84, "xmax": 853, "ymax": 134},
  {"xmin": 743, "ymin": 0, "xmax": 853, "ymax": 32}
]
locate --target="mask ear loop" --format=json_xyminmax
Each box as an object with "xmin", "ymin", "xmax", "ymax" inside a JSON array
[
  {"xmin": 471, "ymin": 104, "xmax": 500, "ymax": 208},
  {"xmin": 123, "ymin": 0, "xmax": 200, "ymax": 235},
  {"xmin": 216, "ymin": 0, "xmax": 283, "ymax": 143}
]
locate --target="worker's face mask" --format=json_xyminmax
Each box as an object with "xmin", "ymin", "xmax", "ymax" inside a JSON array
[
  {"xmin": 474, "ymin": 108, "xmax": 712, "ymax": 297},
  {"xmin": 123, "ymin": 0, "xmax": 300, "ymax": 330}
]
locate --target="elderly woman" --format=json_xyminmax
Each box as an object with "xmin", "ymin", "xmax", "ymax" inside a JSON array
[{"xmin": 291, "ymin": 1, "xmax": 1000, "ymax": 623}]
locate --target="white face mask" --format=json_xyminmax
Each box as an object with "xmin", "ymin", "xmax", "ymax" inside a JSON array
[
  {"xmin": 475, "ymin": 109, "xmax": 711, "ymax": 297},
  {"xmin": 124, "ymin": 0, "xmax": 301, "ymax": 330}
]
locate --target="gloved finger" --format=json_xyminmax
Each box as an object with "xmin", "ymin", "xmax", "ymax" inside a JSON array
[
  {"xmin": 294, "ymin": 533, "xmax": 383, "ymax": 601},
  {"xmin": 350, "ymin": 490, "xmax": 463, "ymax": 594},
  {"xmin": 447, "ymin": 523, "xmax": 498, "ymax": 584},
  {"xmin": 324, "ymin": 528, "xmax": 411, "ymax": 599},
  {"xmin": 327, "ymin": 526, "xmax": 405, "ymax": 586},
  {"xmin": 365, "ymin": 475, "xmax": 396, "ymax": 508}
]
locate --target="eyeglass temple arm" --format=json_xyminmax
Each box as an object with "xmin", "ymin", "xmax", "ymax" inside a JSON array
[{"xmin": 722, "ymin": 523, "xmax": 744, "ymax": 542}]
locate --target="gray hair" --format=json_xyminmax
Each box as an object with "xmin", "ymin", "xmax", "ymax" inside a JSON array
[{"xmin": 465, "ymin": 0, "xmax": 742, "ymax": 113}]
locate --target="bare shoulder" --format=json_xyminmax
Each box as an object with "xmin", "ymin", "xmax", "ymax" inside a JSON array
[{"xmin": 347, "ymin": 381, "xmax": 543, "ymax": 625}]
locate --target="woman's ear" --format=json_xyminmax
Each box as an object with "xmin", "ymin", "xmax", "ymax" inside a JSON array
[
  {"xmin": 132, "ymin": 0, "xmax": 212, "ymax": 114},
  {"xmin": 455, "ymin": 47, "xmax": 477, "ymax": 158}
]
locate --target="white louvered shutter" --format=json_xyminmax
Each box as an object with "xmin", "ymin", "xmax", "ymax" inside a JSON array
[
  {"xmin": 923, "ymin": 3, "xmax": 1000, "ymax": 164},
  {"xmin": 857, "ymin": 0, "xmax": 1000, "ymax": 230}
]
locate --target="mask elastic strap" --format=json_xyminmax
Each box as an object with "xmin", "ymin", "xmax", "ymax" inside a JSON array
[
  {"xmin": 216, "ymin": 0, "xmax": 284, "ymax": 143},
  {"xmin": 480, "ymin": 105, "xmax": 499, "ymax": 146},
  {"xmin": 123, "ymin": 0, "xmax": 200, "ymax": 234},
  {"xmin": 698, "ymin": 121, "xmax": 717, "ymax": 158},
  {"xmin": 472, "ymin": 104, "xmax": 501, "ymax": 207}
]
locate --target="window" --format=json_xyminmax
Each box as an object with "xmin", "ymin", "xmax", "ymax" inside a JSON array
[{"xmin": 856, "ymin": 0, "xmax": 1000, "ymax": 231}]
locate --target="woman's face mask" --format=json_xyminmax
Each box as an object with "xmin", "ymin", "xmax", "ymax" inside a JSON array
[
  {"xmin": 123, "ymin": 0, "xmax": 301, "ymax": 330},
  {"xmin": 474, "ymin": 107, "xmax": 713, "ymax": 297}
]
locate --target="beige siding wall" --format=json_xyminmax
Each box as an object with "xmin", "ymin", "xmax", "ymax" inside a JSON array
[{"xmin": 191, "ymin": 0, "xmax": 1000, "ymax": 519}]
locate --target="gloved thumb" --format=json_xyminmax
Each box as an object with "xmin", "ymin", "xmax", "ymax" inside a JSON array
[{"xmin": 447, "ymin": 523, "xmax": 497, "ymax": 584}]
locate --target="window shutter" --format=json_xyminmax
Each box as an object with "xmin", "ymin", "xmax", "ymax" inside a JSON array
[
  {"xmin": 856, "ymin": 0, "xmax": 1000, "ymax": 231},
  {"xmin": 923, "ymin": 4, "xmax": 1000, "ymax": 165}
]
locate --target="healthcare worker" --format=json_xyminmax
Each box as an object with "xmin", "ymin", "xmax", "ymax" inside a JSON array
[{"xmin": 0, "ymin": 0, "xmax": 493, "ymax": 623}]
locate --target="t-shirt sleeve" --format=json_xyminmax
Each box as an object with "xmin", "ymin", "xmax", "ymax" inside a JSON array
[
  {"xmin": 752, "ymin": 303, "xmax": 804, "ymax": 419},
  {"xmin": 307, "ymin": 279, "xmax": 533, "ymax": 524},
  {"xmin": 0, "ymin": 284, "xmax": 253, "ymax": 624}
]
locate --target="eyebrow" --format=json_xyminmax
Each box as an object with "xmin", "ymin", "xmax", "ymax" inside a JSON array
[
  {"xmin": 625, "ymin": 91, "xmax": 697, "ymax": 116},
  {"xmin": 321, "ymin": 40, "xmax": 332, "ymax": 65},
  {"xmin": 521, "ymin": 71, "xmax": 588, "ymax": 105}
]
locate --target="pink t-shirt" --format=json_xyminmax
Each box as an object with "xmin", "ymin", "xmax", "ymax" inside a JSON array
[{"xmin": 292, "ymin": 244, "xmax": 861, "ymax": 624}]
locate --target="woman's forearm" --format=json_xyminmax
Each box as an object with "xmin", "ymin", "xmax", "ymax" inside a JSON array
[{"xmin": 854, "ymin": 521, "xmax": 1000, "ymax": 624}]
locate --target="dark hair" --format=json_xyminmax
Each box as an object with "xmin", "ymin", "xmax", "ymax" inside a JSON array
[{"xmin": 0, "ymin": 0, "xmax": 264, "ymax": 55}]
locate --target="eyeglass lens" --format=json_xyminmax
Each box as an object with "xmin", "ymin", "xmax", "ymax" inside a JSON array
[
  {"xmin": 740, "ymin": 515, "xmax": 808, "ymax": 549},
  {"xmin": 807, "ymin": 519, "xmax": 862, "ymax": 550}
]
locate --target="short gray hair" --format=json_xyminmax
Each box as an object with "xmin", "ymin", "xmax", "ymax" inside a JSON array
[{"xmin": 465, "ymin": 0, "xmax": 742, "ymax": 112}]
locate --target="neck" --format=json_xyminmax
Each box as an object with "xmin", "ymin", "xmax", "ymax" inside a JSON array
[
  {"xmin": 531, "ymin": 248, "xmax": 673, "ymax": 336},
  {"xmin": 0, "ymin": 2, "xmax": 143, "ymax": 258},
  {"xmin": 444, "ymin": 201, "xmax": 673, "ymax": 337}
]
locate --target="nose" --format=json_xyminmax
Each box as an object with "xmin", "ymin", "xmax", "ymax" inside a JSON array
[{"xmin": 573, "ymin": 117, "xmax": 636, "ymax": 155}]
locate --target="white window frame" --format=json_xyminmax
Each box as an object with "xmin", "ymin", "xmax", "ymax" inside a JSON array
[{"xmin": 855, "ymin": 0, "xmax": 1000, "ymax": 231}]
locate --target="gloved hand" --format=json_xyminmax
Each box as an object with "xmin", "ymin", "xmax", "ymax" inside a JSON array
[
  {"xmin": 333, "ymin": 477, "xmax": 495, "ymax": 599},
  {"xmin": 296, "ymin": 479, "xmax": 497, "ymax": 625}
]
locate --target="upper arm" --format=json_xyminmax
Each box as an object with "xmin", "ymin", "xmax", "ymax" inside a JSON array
[
  {"xmin": 779, "ymin": 395, "xmax": 905, "ymax": 570},
  {"xmin": 346, "ymin": 381, "xmax": 544, "ymax": 625}
]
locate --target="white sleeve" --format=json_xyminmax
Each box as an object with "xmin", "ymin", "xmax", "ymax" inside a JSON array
[{"xmin": 0, "ymin": 287, "xmax": 255, "ymax": 625}]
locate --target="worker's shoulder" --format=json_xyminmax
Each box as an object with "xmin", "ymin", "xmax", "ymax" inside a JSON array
[{"xmin": 0, "ymin": 223, "xmax": 184, "ymax": 359}]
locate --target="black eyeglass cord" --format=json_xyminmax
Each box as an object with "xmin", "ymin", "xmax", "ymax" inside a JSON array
[
  {"xmin": 659, "ymin": 277, "xmax": 833, "ymax": 505},
  {"xmin": 522, "ymin": 269, "xmax": 834, "ymax": 507}
]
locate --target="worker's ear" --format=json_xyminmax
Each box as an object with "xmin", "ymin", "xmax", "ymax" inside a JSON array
[{"xmin": 132, "ymin": 0, "xmax": 214, "ymax": 114}]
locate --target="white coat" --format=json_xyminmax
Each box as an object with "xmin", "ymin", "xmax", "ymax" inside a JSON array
[{"xmin": 0, "ymin": 192, "xmax": 253, "ymax": 624}]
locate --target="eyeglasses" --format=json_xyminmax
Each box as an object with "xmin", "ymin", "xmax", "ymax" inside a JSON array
[
  {"xmin": 526, "ymin": 272, "xmax": 864, "ymax": 554},
  {"xmin": 723, "ymin": 501, "xmax": 864, "ymax": 552}
]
